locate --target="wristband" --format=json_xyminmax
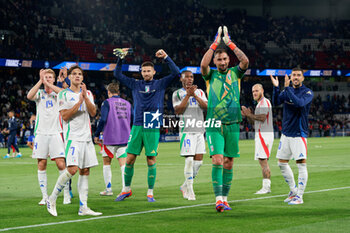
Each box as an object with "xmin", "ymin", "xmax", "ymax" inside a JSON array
[{"xmin": 227, "ymin": 41, "xmax": 237, "ymax": 51}]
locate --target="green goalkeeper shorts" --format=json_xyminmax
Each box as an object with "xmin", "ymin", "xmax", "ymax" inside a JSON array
[
  {"xmin": 206, "ymin": 123, "xmax": 240, "ymax": 157},
  {"xmin": 126, "ymin": 125, "xmax": 160, "ymax": 156}
]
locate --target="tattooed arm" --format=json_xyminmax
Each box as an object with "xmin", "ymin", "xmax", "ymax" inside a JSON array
[
  {"xmin": 233, "ymin": 47, "xmax": 249, "ymax": 71},
  {"xmin": 223, "ymin": 26, "xmax": 249, "ymax": 70}
]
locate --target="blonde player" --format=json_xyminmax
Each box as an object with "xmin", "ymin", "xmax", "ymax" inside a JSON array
[
  {"xmin": 172, "ymin": 70, "xmax": 207, "ymax": 201},
  {"xmin": 27, "ymin": 69, "xmax": 70, "ymax": 205},
  {"xmin": 46, "ymin": 65, "xmax": 101, "ymax": 216},
  {"xmin": 242, "ymin": 84, "xmax": 273, "ymax": 194}
]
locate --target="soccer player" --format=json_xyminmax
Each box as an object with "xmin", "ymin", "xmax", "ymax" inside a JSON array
[
  {"xmin": 200, "ymin": 26, "xmax": 249, "ymax": 212},
  {"xmin": 26, "ymin": 114, "xmax": 36, "ymax": 150},
  {"xmin": 113, "ymin": 48, "xmax": 180, "ymax": 202},
  {"xmin": 3, "ymin": 110, "xmax": 22, "ymax": 158},
  {"xmin": 46, "ymin": 65, "xmax": 102, "ymax": 216},
  {"xmin": 27, "ymin": 69, "xmax": 71, "ymax": 205},
  {"xmin": 94, "ymin": 83, "xmax": 131, "ymax": 196},
  {"xmin": 271, "ymin": 69, "xmax": 313, "ymax": 205},
  {"xmin": 172, "ymin": 70, "xmax": 207, "ymax": 201},
  {"xmin": 241, "ymin": 84, "xmax": 273, "ymax": 194}
]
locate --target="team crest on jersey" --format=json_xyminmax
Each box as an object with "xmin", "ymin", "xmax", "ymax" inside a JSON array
[
  {"xmin": 145, "ymin": 86, "xmax": 150, "ymax": 93},
  {"xmin": 41, "ymin": 96, "xmax": 45, "ymax": 99},
  {"xmin": 70, "ymin": 97, "xmax": 75, "ymax": 101}
]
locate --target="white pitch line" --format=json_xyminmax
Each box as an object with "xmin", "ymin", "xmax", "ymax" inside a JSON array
[{"xmin": 1, "ymin": 186, "xmax": 349, "ymax": 232}]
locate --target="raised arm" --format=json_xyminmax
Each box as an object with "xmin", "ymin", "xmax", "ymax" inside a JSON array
[
  {"xmin": 157, "ymin": 50, "xmax": 180, "ymax": 88},
  {"xmin": 271, "ymin": 75, "xmax": 288, "ymax": 106},
  {"xmin": 223, "ymin": 26, "xmax": 249, "ymax": 71},
  {"xmin": 113, "ymin": 57, "xmax": 136, "ymax": 89},
  {"xmin": 200, "ymin": 27, "xmax": 222, "ymax": 76},
  {"xmin": 27, "ymin": 69, "xmax": 44, "ymax": 100}
]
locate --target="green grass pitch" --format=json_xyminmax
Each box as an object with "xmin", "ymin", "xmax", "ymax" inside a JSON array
[{"xmin": 0, "ymin": 137, "xmax": 349, "ymax": 232}]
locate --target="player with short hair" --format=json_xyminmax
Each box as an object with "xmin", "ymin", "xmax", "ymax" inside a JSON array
[
  {"xmin": 46, "ymin": 65, "xmax": 102, "ymax": 216},
  {"xmin": 200, "ymin": 26, "xmax": 249, "ymax": 212},
  {"xmin": 172, "ymin": 70, "xmax": 207, "ymax": 201},
  {"xmin": 26, "ymin": 114, "xmax": 36, "ymax": 150},
  {"xmin": 3, "ymin": 110, "xmax": 22, "ymax": 158},
  {"xmin": 27, "ymin": 69, "xmax": 71, "ymax": 205},
  {"xmin": 241, "ymin": 84, "xmax": 274, "ymax": 194},
  {"xmin": 94, "ymin": 82, "xmax": 132, "ymax": 196},
  {"xmin": 271, "ymin": 68, "xmax": 313, "ymax": 205},
  {"xmin": 113, "ymin": 48, "xmax": 180, "ymax": 202}
]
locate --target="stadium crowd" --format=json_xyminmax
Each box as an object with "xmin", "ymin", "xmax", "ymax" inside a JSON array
[
  {"xmin": 1, "ymin": 0, "xmax": 349, "ymax": 68},
  {"xmin": 0, "ymin": 67, "xmax": 349, "ymax": 147}
]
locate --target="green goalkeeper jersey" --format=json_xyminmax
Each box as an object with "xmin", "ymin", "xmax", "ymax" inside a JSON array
[{"xmin": 203, "ymin": 66, "xmax": 245, "ymax": 124}]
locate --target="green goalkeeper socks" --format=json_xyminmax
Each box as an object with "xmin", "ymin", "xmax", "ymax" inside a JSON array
[
  {"xmin": 222, "ymin": 168, "xmax": 233, "ymax": 197},
  {"xmin": 147, "ymin": 164, "xmax": 157, "ymax": 189},
  {"xmin": 212, "ymin": 164, "xmax": 223, "ymax": 197},
  {"xmin": 124, "ymin": 163, "xmax": 134, "ymax": 187}
]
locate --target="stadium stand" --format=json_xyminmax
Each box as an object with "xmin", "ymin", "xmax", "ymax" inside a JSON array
[{"xmin": 0, "ymin": 0, "xmax": 349, "ymax": 146}]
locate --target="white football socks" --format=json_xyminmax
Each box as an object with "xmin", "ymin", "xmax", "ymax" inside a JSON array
[
  {"xmin": 78, "ymin": 175, "xmax": 89, "ymax": 207},
  {"xmin": 297, "ymin": 163, "xmax": 308, "ymax": 196},
  {"xmin": 184, "ymin": 157, "xmax": 194, "ymax": 187},
  {"xmin": 263, "ymin": 178, "xmax": 271, "ymax": 190},
  {"xmin": 278, "ymin": 162, "xmax": 297, "ymax": 193},
  {"xmin": 193, "ymin": 160, "xmax": 203, "ymax": 178},
  {"xmin": 59, "ymin": 169, "xmax": 70, "ymax": 198},
  {"xmin": 103, "ymin": 165, "xmax": 112, "ymax": 191},
  {"xmin": 50, "ymin": 169, "xmax": 73, "ymax": 201},
  {"xmin": 120, "ymin": 165, "xmax": 125, "ymax": 189},
  {"xmin": 38, "ymin": 170, "xmax": 48, "ymax": 199},
  {"xmin": 147, "ymin": 189, "xmax": 153, "ymax": 196},
  {"xmin": 216, "ymin": 196, "xmax": 223, "ymax": 202}
]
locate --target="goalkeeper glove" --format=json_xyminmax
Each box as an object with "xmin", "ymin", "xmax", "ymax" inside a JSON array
[
  {"xmin": 223, "ymin": 26, "xmax": 237, "ymax": 51},
  {"xmin": 210, "ymin": 26, "xmax": 222, "ymax": 51},
  {"xmin": 113, "ymin": 48, "xmax": 133, "ymax": 59}
]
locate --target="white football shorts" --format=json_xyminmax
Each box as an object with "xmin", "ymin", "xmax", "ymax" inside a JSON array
[
  {"xmin": 65, "ymin": 140, "xmax": 98, "ymax": 168},
  {"xmin": 32, "ymin": 133, "xmax": 65, "ymax": 160},
  {"xmin": 179, "ymin": 132, "xmax": 206, "ymax": 156},
  {"xmin": 276, "ymin": 134, "xmax": 308, "ymax": 160}
]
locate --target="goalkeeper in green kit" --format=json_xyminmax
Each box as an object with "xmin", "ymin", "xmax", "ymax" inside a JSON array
[{"xmin": 200, "ymin": 26, "xmax": 249, "ymax": 212}]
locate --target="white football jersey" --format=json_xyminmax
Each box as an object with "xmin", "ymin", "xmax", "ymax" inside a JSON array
[
  {"xmin": 58, "ymin": 88, "xmax": 94, "ymax": 141},
  {"xmin": 254, "ymin": 97, "xmax": 274, "ymax": 137},
  {"xmin": 33, "ymin": 89, "xmax": 61, "ymax": 135},
  {"xmin": 172, "ymin": 88, "xmax": 207, "ymax": 133}
]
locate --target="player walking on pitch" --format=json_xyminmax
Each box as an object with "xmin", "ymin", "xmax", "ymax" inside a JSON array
[
  {"xmin": 94, "ymin": 83, "xmax": 131, "ymax": 196},
  {"xmin": 241, "ymin": 84, "xmax": 273, "ymax": 194},
  {"xmin": 172, "ymin": 70, "xmax": 207, "ymax": 201},
  {"xmin": 200, "ymin": 26, "xmax": 249, "ymax": 212},
  {"xmin": 271, "ymin": 68, "xmax": 313, "ymax": 205},
  {"xmin": 46, "ymin": 65, "xmax": 102, "ymax": 216},
  {"xmin": 27, "ymin": 69, "xmax": 71, "ymax": 205},
  {"xmin": 113, "ymin": 48, "xmax": 180, "ymax": 202}
]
